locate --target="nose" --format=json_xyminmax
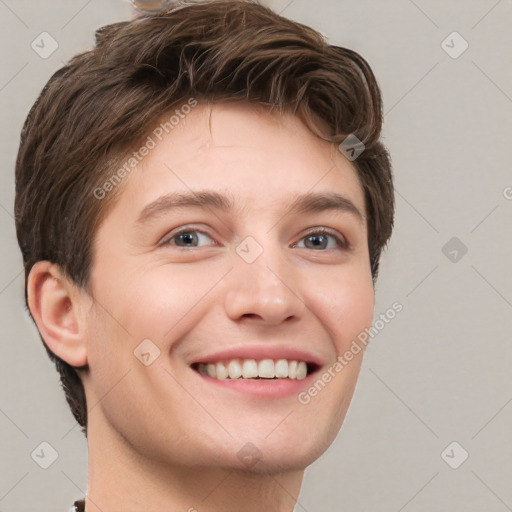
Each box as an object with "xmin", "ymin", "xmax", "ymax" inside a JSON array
[{"xmin": 223, "ymin": 242, "xmax": 306, "ymax": 326}]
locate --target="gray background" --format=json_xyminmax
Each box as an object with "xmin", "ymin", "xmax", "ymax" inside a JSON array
[{"xmin": 1, "ymin": 0, "xmax": 511, "ymax": 510}]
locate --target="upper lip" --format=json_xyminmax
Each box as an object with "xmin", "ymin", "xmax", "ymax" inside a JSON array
[{"xmin": 189, "ymin": 345, "xmax": 324, "ymax": 367}]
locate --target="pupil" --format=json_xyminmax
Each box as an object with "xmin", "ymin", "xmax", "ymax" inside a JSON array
[
  {"xmin": 308, "ymin": 234, "xmax": 326, "ymax": 249},
  {"xmin": 179, "ymin": 232, "xmax": 196, "ymax": 246}
]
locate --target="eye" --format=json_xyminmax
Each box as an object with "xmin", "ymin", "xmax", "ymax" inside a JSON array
[
  {"xmin": 162, "ymin": 228, "xmax": 216, "ymax": 248},
  {"xmin": 294, "ymin": 228, "xmax": 348, "ymax": 251},
  {"xmin": 160, "ymin": 226, "xmax": 347, "ymax": 251}
]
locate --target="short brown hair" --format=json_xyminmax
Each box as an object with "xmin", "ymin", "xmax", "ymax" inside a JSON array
[{"xmin": 14, "ymin": 0, "xmax": 394, "ymax": 437}]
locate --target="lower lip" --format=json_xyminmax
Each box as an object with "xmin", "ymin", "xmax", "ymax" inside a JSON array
[{"xmin": 192, "ymin": 368, "xmax": 318, "ymax": 398}]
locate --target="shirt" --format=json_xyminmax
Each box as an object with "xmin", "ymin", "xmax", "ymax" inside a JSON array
[
  {"xmin": 72, "ymin": 499, "xmax": 85, "ymax": 512},
  {"xmin": 71, "ymin": 497, "xmax": 298, "ymax": 511}
]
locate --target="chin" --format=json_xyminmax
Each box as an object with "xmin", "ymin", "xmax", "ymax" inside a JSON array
[
  {"xmin": 213, "ymin": 430, "xmax": 337, "ymax": 475},
  {"xmin": 235, "ymin": 442, "xmax": 331, "ymax": 475}
]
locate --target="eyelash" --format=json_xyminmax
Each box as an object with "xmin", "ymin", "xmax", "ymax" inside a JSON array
[{"xmin": 162, "ymin": 226, "xmax": 348, "ymax": 251}]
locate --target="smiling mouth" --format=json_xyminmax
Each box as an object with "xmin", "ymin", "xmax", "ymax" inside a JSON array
[{"xmin": 191, "ymin": 358, "xmax": 319, "ymax": 380}]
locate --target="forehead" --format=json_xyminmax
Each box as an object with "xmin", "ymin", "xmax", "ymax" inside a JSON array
[{"xmin": 114, "ymin": 101, "xmax": 366, "ymax": 220}]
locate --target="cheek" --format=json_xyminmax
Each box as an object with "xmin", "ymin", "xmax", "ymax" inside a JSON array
[
  {"xmin": 93, "ymin": 261, "xmax": 205, "ymax": 341},
  {"xmin": 312, "ymin": 268, "xmax": 375, "ymax": 350},
  {"xmin": 120, "ymin": 269, "xmax": 216, "ymax": 344}
]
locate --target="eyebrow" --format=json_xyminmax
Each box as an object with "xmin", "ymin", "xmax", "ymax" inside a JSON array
[{"xmin": 135, "ymin": 189, "xmax": 364, "ymax": 225}]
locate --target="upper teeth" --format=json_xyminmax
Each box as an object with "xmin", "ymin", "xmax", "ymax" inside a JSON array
[{"xmin": 196, "ymin": 359, "xmax": 308, "ymax": 380}]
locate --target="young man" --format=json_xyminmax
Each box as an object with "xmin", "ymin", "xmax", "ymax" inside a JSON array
[{"xmin": 14, "ymin": 1, "xmax": 394, "ymax": 510}]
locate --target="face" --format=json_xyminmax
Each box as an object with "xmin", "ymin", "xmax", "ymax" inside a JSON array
[{"xmin": 81, "ymin": 101, "xmax": 375, "ymax": 473}]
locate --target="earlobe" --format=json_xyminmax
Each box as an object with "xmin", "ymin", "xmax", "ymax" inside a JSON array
[{"xmin": 27, "ymin": 261, "xmax": 88, "ymax": 368}]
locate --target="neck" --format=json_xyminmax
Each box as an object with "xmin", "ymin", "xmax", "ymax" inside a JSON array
[{"xmin": 83, "ymin": 417, "xmax": 303, "ymax": 512}]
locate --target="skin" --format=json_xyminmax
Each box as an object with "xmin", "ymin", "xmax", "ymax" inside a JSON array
[{"xmin": 28, "ymin": 101, "xmax": 375, "ymax": 512}]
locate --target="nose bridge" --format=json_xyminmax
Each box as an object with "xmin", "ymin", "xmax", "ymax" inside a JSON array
[{"xmin": 224, "ymin": 232, "xmax": 306, "ymax": 324}]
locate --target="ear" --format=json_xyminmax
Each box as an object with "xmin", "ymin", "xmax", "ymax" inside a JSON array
[{"xmin": 27, "ymin": 261, "xmax": 89, "ymax": 367}]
